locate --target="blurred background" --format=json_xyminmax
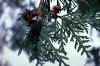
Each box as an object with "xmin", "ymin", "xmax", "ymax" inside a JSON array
[{"xmin": 0, "ymin": 0, "xmax": 100, "ymax": 66}]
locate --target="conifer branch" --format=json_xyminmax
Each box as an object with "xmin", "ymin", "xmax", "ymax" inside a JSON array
[{"xmin": 17, "ymin": 0, "xmax": 100, "ymax": 66}]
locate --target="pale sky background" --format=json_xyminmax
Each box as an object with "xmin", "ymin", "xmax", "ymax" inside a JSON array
[{"xmin": 0, "ymin": 0, "xmax": 100, "ymax": 66}]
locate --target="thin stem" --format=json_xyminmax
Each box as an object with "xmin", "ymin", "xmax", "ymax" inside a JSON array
[{"xmin": 47, "ymin": 0, "xmax": 50, "ymax": 12}]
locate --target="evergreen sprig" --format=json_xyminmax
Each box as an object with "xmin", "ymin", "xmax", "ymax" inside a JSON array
[{"xmin": 18, "ymin": 0, "xmax": 100, "ymax": 66}]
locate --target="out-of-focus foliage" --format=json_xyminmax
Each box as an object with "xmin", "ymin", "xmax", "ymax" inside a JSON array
[
  {"xmin": 85, "ymin": 47, "xmax": 100, "ymax": 66},
  {"xmin": 9, "ymin": 22, "xmax": 26, "ymax": 50},
  {"xmin": 0, "ymin": 0, "xmax": 31, "ymax": 51},
  {"xmin": 1, "ymin": 0, "xmax": 26, "ymax": 8}
]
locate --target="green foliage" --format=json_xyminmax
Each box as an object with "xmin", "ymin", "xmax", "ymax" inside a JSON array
[
  {"xmin": 78, "ymin": 0, "xmax": 100, "ymax": 12},
  {"xmin": 18, "ymin": 0, "xmax": 100, "ymax": 66}
]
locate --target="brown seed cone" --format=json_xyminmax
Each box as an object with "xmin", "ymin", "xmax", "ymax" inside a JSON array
[
  {"xmin": 53, "ymin": 5, "xmax": 61, "ymax": 13},
  {"xmin": 50, "ymin": 10, "xmax": 57, "ymax": 19}
]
